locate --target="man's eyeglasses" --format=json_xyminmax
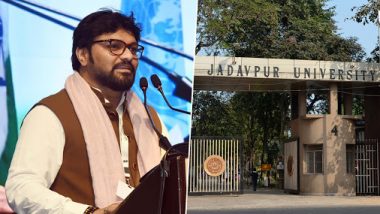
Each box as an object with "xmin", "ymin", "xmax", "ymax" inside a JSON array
[{"xmin": 92, "ymin": 39, "xmax": 144, "ymax": 58}]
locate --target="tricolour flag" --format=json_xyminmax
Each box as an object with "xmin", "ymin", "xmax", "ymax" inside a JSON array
[{"xmin": 0, "ymin": 8, "xmax": 18, "ymax": 185}]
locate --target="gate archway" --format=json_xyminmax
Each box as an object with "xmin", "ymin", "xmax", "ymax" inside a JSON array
[{"xmin": 192, "ymin": 56, "xmax": 380, "ymax": 196}]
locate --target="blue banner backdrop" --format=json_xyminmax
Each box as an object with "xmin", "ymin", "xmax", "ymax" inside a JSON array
[{"xmin": 122, "ymin": 0, "xmax": 193, "ymax": 144}]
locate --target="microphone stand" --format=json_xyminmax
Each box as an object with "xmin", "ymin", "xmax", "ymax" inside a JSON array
[
  {"xmin": 158, "ymin": 88, "xmax": 191, "ymax": 115},
  {"xmin": 140, "ymin": 77, "xmax": 172, "ymax": 151},
  {"xmin": 150, "ymin": 74, "xmax": 191, "ymax": 115}
]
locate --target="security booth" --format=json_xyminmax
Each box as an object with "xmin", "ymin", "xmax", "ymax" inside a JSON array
[
  {"xmin": 289, "ymin": 81, "xmax": 379, "ymax": 196},
  {"xmin": 193, "ymin": 56, "xmax": 380, "ymax": 196}
]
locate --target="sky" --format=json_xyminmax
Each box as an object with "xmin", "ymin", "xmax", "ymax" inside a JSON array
[{"xmin": 327, "ymin": 0, "xmax": 378, "ymax": 57}]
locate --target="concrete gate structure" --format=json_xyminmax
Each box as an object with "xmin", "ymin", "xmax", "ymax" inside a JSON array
[{"xmin": 193, "ymin": 56, "xmax": 380, "ymax": 196}]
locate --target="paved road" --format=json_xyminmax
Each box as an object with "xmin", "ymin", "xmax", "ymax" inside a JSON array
[{"xmin": 187, "ymin": 188, "xmax": 380, "ymax": 214}]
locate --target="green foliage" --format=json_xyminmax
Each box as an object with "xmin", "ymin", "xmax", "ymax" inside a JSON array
[
  {"xmin": 231, "ymin": 92, "xmax": 290, "ymax": 164},
  {"xmin": 367, "ymin": 46, "xmax": 380, "ymax": 63},
  {"xmin": 192, "ymin": 91, "xmax": 290, "ymax": 166},
  {"xmin": 197, "ymin": 0, "xmax": 365, "ymax": 61},
  {"xmin": 192, "ymin": 91, "xmax": 236, "ymax": 136},
  {"xmin": 352, "ymin": 95, "xmax": 364, "ymax": 115},
  {"xmin": 351, "ymin": 0, "xmax": 379, "ymax": 62},
  {"xmin": 351, "ymin": 0, "xmax": 380, "ymax": 25}
]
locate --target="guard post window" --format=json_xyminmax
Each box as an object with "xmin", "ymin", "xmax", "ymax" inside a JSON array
[{"xmin": 305, "ymin": 145, "xmax": 323, "ymax": 174}]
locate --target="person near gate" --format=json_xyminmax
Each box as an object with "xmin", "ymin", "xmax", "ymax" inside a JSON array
[{"xmin": 250, "ymin": 168, "xmax": 259, "ymax": 191}]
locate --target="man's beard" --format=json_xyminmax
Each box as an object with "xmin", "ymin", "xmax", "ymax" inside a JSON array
[{"xmin": 92, "ymin": 62, "xmax": 136, "ymax": 91}]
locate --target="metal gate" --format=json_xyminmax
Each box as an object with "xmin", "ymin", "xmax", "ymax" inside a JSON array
[
  {"xmin": 355, "ymin": 140, "xmax": 380, "ymax": 195},
  {"xmin": 189, "ymin": 137, "xmax": 242, "ymax": 194},
  {"xmin": 284, "ymin": 139, "xmax": 299, "ymax": 193}
]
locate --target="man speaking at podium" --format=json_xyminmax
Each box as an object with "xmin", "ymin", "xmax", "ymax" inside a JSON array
[{"xmin": 5, "ymin": 10, "xmax": 165, "ymax": 214}]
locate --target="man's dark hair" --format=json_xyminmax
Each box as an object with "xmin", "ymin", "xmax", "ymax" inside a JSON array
[{"xmin": 71, "ymin": 9, "xmax": 141, "ymax": 71}]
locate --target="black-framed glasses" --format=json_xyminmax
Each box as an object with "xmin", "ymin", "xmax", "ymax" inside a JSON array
[{"xmin": 92, "ymin": 39, "xmax": 144, "ymax": 58}]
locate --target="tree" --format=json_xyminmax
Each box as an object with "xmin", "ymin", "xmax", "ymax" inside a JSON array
[
  {"xmin": 197, "ymin": 0, "xmax": 365, "ymax": 61},
  {"xmin": 192, "ymin": 91, "xmax": 235, "ymax": 136},
  {"xmin": 351, "ymin": 0, "xmax": 380, "ymax": 62},
  {"xmin": 230, "ymin": 92, "xmax": 289, "ymax": 166},
  {"xmin": 351, "ymin": 0, "xmax": 380, "ymax": 25}
]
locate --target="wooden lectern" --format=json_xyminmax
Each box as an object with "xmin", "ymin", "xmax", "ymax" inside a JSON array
[{"xmin": 116, "ymin": 143, "xmax": 188, "ymax": 214}]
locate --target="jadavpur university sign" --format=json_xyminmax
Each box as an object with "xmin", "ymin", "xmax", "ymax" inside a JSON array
[{"xmin": 195, "ymin": 56, "xmax": 380, "ymax": 82}]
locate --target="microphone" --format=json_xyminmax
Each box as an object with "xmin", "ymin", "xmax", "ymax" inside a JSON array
[
  {"xmin": 140, "ymin": 77, "xmax": 148, "ymax": 105},
  {"xmin": 150, "ymin": 74, "xmax": 191, "ymax": 115},
  {"xmin": 139, "ymin": 77, "xmax": 171, "ymax": 151}
]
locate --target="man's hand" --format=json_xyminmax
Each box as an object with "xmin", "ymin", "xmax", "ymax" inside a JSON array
[{"xmin": 94, "ymin": 203, "xmax": 120, "ymax": 214}]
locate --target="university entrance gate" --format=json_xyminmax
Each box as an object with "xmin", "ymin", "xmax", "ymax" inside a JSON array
[
  {"xmin": 188, "ymin": 137, "xmax": 242, "ymax": 194},
  {"xmin": 356, "ymin": 140, "xmax": 380, "ymax": 195},
  {"xmin": 192, "ymin": 55, "xmax": 380, "ymax": 196}
]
